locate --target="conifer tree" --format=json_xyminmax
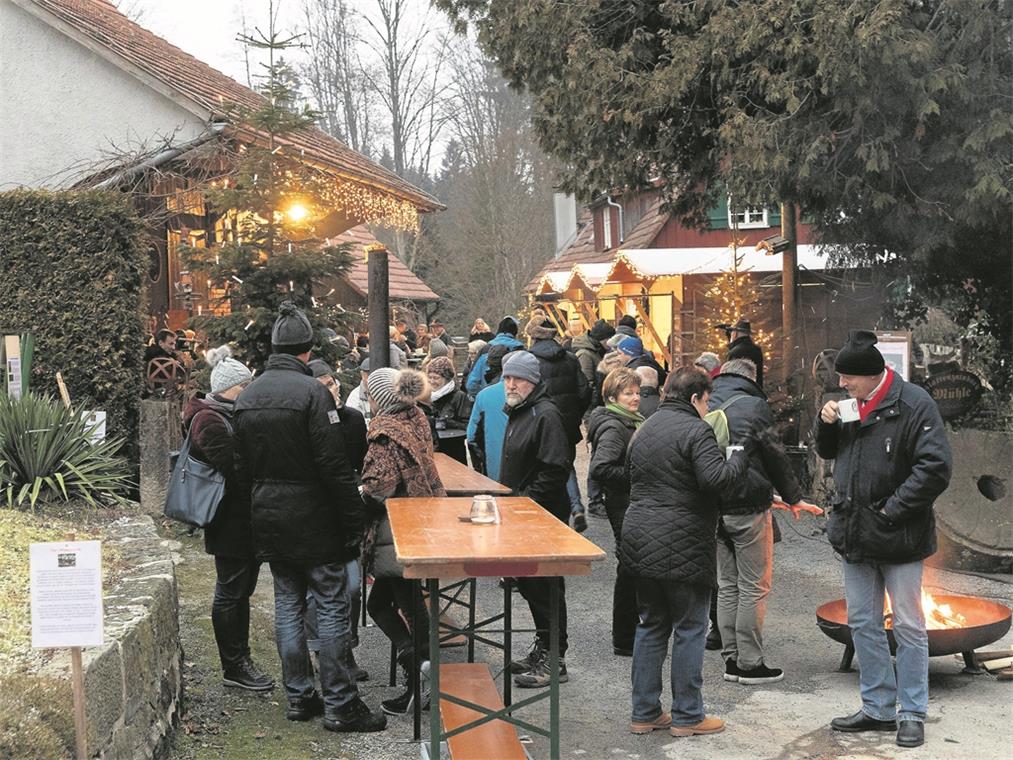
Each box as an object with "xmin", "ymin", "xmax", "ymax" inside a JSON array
[
  {"xmin": 702, "ymin": 244, "xmax": 773, "ymax": 358},
  {"xmin": 183, "ymin": 9, "xmax": 353, "ymax": 370}
]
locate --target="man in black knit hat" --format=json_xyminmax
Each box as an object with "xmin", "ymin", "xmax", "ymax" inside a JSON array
[
  {"xmin": 234, "ymin": 302, "xmax": 386, "ymax": 733},
  {"xmin": 816, "ymin": 329, "xmax": 951, "ymax": 749}
]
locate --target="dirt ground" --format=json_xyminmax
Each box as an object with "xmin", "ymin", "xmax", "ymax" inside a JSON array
[{"xmin": 162, "ymin": 445, "xmax": 1013, "ymax": 760}]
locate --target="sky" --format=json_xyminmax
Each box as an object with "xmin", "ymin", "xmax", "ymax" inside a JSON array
[{"xmin": 120, "ymin": 0, "xmax": 303, "ymax": 88}]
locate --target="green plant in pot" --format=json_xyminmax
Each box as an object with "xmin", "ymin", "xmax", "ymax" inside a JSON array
[{"xmin": 0, "ymin": 393, "xmax": 133, "ymax": 510}]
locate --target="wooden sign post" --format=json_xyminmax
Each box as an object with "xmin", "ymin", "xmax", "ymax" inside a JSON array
[{"xmin": 31, "ymin": 533, "xmax": 104, "ymax": 760}]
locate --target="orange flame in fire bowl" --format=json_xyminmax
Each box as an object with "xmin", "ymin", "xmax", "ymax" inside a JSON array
[{"xmin": 883, "ymin": 590, "xmax": 968, "ymax": 630}]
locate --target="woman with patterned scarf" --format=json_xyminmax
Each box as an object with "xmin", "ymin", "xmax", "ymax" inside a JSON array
[{"xmin": 360, "ymin": 368, "xmax": 446, "ymax": 716}]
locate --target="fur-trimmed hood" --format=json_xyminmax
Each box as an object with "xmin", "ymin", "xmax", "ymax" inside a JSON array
[{"xmin": 525, "ymin": 317, "xmax": 558, "ymax": 341}]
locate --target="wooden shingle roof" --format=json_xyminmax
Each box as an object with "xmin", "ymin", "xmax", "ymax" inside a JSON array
[
  {"xmin": 335, "ymin": 226, "xmax": 439, "ymax": 303},
  {"xmin": 21, "ymin": 0, "xmax": 441, "ymax": 212}
]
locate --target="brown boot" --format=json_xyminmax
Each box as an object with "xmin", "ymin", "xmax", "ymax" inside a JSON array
[
  {"xmin": 630, "ymin": 712, "xmax": 671, "ymax": 734},
  {"xmin": 670, "ymin": 716, "xmax": 725, "ymax": 737}
]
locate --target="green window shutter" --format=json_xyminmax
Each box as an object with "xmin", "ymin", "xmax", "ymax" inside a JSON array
[
  {"xmin": 767, "ymin": 205, "xmax": 781, "ymax": 227},
  {"xmin": 707, "ymin": 199, "xmax": 728, "ymax": 229}
]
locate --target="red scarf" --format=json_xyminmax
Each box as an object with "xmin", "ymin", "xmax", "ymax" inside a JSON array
[{"xmin": 858, "ymin": 368, "xmax": 894, "ymax": 422}]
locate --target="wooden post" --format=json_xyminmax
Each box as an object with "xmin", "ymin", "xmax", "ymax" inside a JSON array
[
  {"xmin": 71, "ymin": 646, "xmax": 88, "ymax": 759},
  {"xmin": 56, "ymin": 372, "xmax": 72, "ymax": 408},
  {"xmin": 781, "ymin": 202, "xmax": 798, "ymax": 385},
  {"xmin": 61, "ymin": 530, "xmax": 88, "ymax": 760},
  {"xmin": 366, "ymin": 245, "xmax": 391, "ymax": 369}
]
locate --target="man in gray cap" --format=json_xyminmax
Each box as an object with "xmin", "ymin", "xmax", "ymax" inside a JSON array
[
  {"xmin": 498, "ymin": 350, "xmax": 574, "ymax": 689},
  {"xmin": 817, "ymin": 329, "xmax": 952, "ymax": 749},
  {"xmin": 234, "ymin": 302, "xmax": 386, "ymax": 733}
]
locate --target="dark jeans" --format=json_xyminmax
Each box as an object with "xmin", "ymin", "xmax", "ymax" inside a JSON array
[
  {"xmin": 516, "ymin": 577, "xmax": 568, "ymax": 657},
  {"xmin": 212, "ymin": 556, "xmax": 261, "ymax": 670},
  {"xmin": 305, "ymin": 558, "xmax": 362, "ymax": 651},
  {"xmin": 631, "ymin": 577, "xmax": 710, "ymax": 727},
  {"xmin": 604, "ymin": 501, "xmax": 637, "ymax": 650},
  {"xmin": 366, "ymin": 577, "xmax": 430, "ymax": 659},
  {"xmin": 270, "ymin": 561, "xmax": 358, "ymax": 712}
]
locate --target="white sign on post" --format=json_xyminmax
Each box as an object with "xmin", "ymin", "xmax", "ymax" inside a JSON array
[
  {"xmin": 30, "ymin": 541, "xmax": 104, "ymax": 648},
  {"xmin": 81, "ymin": 411, "xmax": 107, "ymax": 444}
]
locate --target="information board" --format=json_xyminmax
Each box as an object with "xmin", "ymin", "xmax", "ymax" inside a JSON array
[{"xmin": 30, "ymin": 540, "xmax": 104, "ymax": 648}]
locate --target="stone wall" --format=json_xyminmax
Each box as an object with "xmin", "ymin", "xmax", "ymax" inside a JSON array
[{"xmin": 42, "ymin": 515, "xmax": 182, "ymax": 758}]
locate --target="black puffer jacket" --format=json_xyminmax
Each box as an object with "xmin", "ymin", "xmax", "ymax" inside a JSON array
[
  {"xmin": 500, "ymin": 384, "xmax": 573, "ymax": 520},
  {"xmin": 708, "ymin": 372, "xmax": 802, "ymax": 513},
  {"xmin": 620, "ymin": 397, "xmax": 750, "ymax": 586},
  {"xmin": 626, "ymin": 352, "xmax": 668, "ymax": 388},
  {"xmin": 727, "ymin": 336, "xmax": 765, "ymax": 388},
  {"xmin": 587, "ymin": 407, "xmax": 638, "ymax": 514},
  {"xmin": 234, "ymin": 353, "xmax": 365, "ymax": 565},
  {"xmin": 528, "ymin": 337, "xmax": 591, "ymax": 444},
  {"xmin": 183, "ymin": 396, "xmax": 252, "ymax": 559},
  {"xmin": 816, "ymin": 372, "xmax": 951, "ymax": 564}
]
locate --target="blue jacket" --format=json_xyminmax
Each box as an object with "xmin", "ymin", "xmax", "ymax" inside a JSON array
[
  {"xmin": 466, "ymin": 381, "xmax": 508, "ymax": 482},
  {"xmin": 465, "ymin": 333, "xmax": 524, "ymax": 396}
]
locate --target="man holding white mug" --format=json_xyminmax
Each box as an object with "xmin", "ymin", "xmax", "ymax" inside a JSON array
[{"xmin": 816, "ymin": 329, "xmax": 952, "ymax": 749}]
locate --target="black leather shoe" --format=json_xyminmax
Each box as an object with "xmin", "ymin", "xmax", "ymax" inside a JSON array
[
  {"xmin": 286, "ymin": 693, "xmax": 324, "ymax": 721},
  {"xmin": 896, "ymin": 720, "xmax": 924, "ymax": 748},
  {"xmin": 830, "ymin": 710, "xmax": 897, "ymax": 732}
]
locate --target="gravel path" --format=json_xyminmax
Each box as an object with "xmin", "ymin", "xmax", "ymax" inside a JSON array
[{"xmin": 163, "ymin": 444, "xmax": 1013, "ymax": 759}]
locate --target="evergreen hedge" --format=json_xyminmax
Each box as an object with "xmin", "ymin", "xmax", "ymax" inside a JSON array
[{"xmin": 0, "ymin": 190, "xmax": 146, "ymax": 461}]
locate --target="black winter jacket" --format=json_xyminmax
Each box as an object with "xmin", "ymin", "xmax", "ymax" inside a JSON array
[
  {"xmin": 337, "ymin": 404, "xmax": 367, "ymax": 476},
  {"xmin": 234, "ymin": 353, "xmax": 365, "ymax": 565},
  {"xmin": 499, "ymin": 384, "xmax": 573, "ymax": 520},
  {"xmin": 431, "ymin": 387, "xmax": 473, "ymax": 464},
  {"xmin": 587, "ymin": 407, "xmax": 638, "ymax": 514},
  {"xmin": 816, "ymin": 373, "xmax": 951, "ymax": 564},
  {"xmin": 183, "ymin": 396, "xmax": 252, "ymax": 559},
  {"xmin": 708, "ymin": 372, "xmax": 802, "ymax": 514},
  {"xmin": 527, "ymin": 338, "xmax": 591, "ymax": 444},
  {"xmin": 638, "ymin": 387, "xmax": 661, "ymax": 418},
  {"xmin": 620, "ymin": 397, "xmax": 750, "ymax": 586},
  {"xmin": 626, "ymin": 353, "xmax": 668, "ymax": 388},
  {"xmin": 727, "ymin": 336, "xmax": 765, "ymax": 388}
]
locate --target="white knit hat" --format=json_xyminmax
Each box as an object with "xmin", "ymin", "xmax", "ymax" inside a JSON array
[
  {"xmin": 206, "ymin": 345, "xmax": 253, "ymax": 393},
  {"xmin": 366, "ymin": 368, "xmax": 427, "ymax": 413}
]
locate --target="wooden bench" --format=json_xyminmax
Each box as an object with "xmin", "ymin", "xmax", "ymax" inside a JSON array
[{"xmin": 439, "ymin": 663, "xmax": 526, "ymax": 760}]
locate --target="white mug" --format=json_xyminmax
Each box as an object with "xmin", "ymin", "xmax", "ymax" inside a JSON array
[
  {"xmin": 725, "ymin": 445, "xmax": 744, "ymax": 460},
  {"xmin": 838, "ymin": 398, "xmax": 860, "ymax": 423}
]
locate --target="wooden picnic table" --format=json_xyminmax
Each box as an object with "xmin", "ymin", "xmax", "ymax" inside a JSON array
[
  {"xmin": 387, "ymin": 496, "xmax": 605, "ymax": 759},
  {"xmin": 434, "ymin": 452, "xmax": 512, "ymax": 497}
]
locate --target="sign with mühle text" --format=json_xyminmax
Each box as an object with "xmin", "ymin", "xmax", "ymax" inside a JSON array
[{"xmin": 30, "ymin": 540, "xmax": 104, "ymax": 648}]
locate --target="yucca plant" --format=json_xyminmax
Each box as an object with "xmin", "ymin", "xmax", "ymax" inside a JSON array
[{"xmin": 0, "ymin": 392, "xmax": 133, "ymax": 510}]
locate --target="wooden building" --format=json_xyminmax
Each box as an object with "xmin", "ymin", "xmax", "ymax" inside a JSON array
[
  {"xmin": 532, "ymin": 187, "xmax": 884, "ymax": 379},
  {"xmin": 1, "ymin": 0, "xmax": 442, "ymax": 331}
]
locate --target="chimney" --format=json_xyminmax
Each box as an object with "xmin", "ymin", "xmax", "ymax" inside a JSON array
[{"xmin": 553, "ymin": 192, "xmax": 578, "ymax": 255}]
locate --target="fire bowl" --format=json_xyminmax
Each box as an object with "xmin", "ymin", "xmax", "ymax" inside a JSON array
[{"xmin": 816, "ymin": 594, "xmax": 1011, "ymax": 666}]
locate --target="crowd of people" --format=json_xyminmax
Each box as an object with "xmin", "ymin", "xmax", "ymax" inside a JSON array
[{"xmin": 174, "ymin": 303, "xmax": 951, "ymax": 749}]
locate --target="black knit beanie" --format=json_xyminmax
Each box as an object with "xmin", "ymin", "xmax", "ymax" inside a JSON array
[
  {"xmin": 589, "ymin": 319, "xmax": 615, "ymax": 342},
  {"xmin": 618, "ymin": 315, "xmax": 637, "ymax": 330},
  {"xmin": 834, "ymin": 329, "xmax": 885, "ymax": 376},
  {"xmin": 271, "ymin": 301, "xmax": 314, "ymax": 349}
]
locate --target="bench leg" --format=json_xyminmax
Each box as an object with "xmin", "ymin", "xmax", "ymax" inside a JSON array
[
  {"xmin": 428, "ymin": 578, "xmax": 442, "ymax": 760},
  {"xmin": 549, "ymin": 577, "xmax": 560, "ymax": 760}
]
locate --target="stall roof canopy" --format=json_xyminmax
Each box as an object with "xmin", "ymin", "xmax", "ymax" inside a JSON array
[
  {"xmin": 533, "ymin": 245, "xmax": 853, "ymax": 294},
  {"xmin": 336, "ymin": 226, "xmax": 439, "ymax": 303},
  {"xmin": 21, "ymin": 0, "xmax": 442, "ymax": 213}
]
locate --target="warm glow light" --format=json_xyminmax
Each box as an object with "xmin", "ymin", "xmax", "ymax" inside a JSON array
[{"xmin": 286, "ymin": 203, "xmax": 309, "ymax": 222}]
